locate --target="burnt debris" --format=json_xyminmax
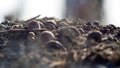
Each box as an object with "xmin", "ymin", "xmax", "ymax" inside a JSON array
[{"xmin": 0, "ymin": 16, "xmax": 120, "ymax": 68}]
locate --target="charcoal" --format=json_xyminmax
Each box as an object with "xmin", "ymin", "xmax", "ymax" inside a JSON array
[{"xmin": 87, "ymin": 31, "xmax": 102, "ymax": 43}]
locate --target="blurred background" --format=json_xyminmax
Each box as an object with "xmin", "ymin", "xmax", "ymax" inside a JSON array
[{"xmin": 0, "ymin": 0, "xmax": 120, "ymax": 26}]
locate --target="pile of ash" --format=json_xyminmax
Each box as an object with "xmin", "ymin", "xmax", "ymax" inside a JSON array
[{"xmin": 0, "ymin": 16, "xmax": 120, "ymax": 68}]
